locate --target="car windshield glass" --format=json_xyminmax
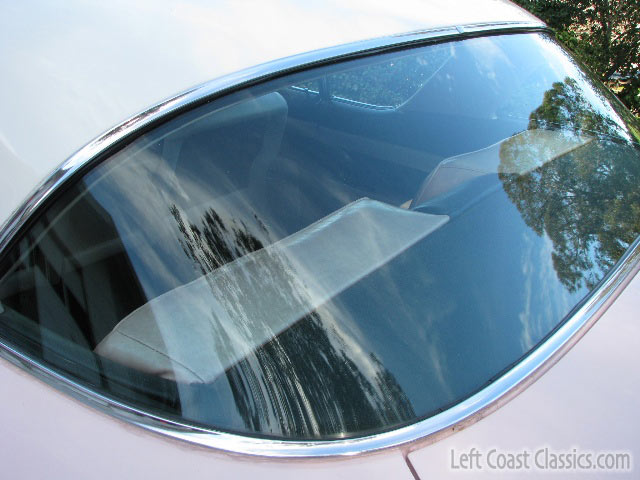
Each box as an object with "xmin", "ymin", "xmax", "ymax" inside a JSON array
[{"xmin": 1, "ymin": 32, "xmax": 639, "ymax": 441}]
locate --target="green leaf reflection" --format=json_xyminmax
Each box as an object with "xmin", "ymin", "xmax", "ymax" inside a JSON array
[{"xmin": 500, "ymin": 78, "xmax": 640, "ymax": 292}]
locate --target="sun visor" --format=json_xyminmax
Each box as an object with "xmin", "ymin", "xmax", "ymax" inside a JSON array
[
  {"xmin": 412, "ymin": 129, "xmax": 593, "ymax": 206},
  {"xmin": 95, "ymin": 198, "xmax": 449, "ymax": 383}
]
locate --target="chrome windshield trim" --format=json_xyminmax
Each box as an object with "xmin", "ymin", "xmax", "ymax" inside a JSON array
[
  {"xmin": 0, "ymin": 19, "xmax": 547, "ymax": 256},
  {"xmin": 6, "ymin": 19, "xmax": 631, "ymax": 459}
]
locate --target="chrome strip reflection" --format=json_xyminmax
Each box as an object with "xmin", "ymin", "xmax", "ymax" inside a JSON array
[{"xmin": 5, "ymin": 19, "xmax": 626, "ymax": 459}]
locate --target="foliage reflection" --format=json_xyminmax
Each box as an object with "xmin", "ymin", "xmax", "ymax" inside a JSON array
[{"xmin": 500, "ymin": 78, "xmax": 640, "ymax": 292}]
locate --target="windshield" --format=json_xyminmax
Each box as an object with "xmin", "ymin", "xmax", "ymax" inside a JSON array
[{"xmin": 1, "ymin": 32, "xmax": 639, "ymax": 440}]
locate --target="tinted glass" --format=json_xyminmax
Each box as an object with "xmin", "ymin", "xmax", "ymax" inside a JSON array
[{"xmin": 1, "ymin": 32, "xmax": 639, "ymax": 440}]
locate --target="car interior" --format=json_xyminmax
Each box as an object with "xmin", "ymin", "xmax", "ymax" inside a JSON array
[{"xmin": 0, "ymin": 35, "xmax": 600, "ymax": 428}]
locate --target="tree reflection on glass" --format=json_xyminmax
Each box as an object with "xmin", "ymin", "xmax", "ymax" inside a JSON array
[
  {"xmin": 224, "ymin": 308, "xmax": 416, "ymax": 438},
  {"xmin": 169, "ymin": 204, "xmax": 270, "ymax": 275},
  {"xmin": 500, "ymin": 77, "xmax": 640, "ymax": 292},
  {"xmin": 168, "ymin": 202, "xmax": 414, "ymax": 438}
]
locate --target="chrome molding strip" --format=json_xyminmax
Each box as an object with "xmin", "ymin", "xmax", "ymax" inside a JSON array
[
  {"xmin": 5, "ymin": 19, "xmax": 631, "ymax": 459},
  {"xmin": 0, "ymin": 19, "xmax": 546, "ymax": 256}
]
